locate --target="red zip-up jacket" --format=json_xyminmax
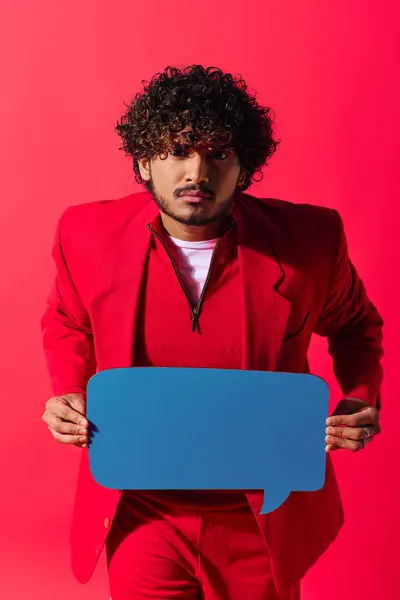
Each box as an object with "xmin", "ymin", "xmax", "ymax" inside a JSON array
[{"xmin": 40, "ymin": 190, "xmax": 383, "ymax": 594}]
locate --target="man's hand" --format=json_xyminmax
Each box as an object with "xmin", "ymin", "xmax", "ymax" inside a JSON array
[
  {"xmin": 325, "ymin": 398, "xmax": 381, "ymax": 452},
  {"xmin": 42, "ymin": 393, "xmax": 89, "ymax": 448}
]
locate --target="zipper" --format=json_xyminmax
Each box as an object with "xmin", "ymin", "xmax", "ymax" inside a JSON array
[{"xmin": 146, "ymin": 220, "xmax": 234, "ymax": 332}]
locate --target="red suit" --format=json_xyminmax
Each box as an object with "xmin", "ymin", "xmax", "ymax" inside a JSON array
[{"xmin": 41, "ymin": 190, "xmax": 383, "ymax": 595}]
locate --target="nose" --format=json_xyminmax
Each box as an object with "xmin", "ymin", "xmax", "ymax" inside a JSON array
[{"xmin": 184, "ymin": 151, "xmax": 210, "ymax": 185}]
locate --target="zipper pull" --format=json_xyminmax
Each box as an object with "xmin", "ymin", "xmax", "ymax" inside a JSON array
[{"xmin": 192, "ymin": 307, "xmax": 199, "ymax": 333}]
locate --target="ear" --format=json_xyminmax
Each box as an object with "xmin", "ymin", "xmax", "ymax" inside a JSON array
[
  {"xmin": 138, "ymin": 157, "xmax": 151, "ymax": 181},
  {"xmin": 237, "ymin": 170, "xmax": 246, "ymax": 187}
]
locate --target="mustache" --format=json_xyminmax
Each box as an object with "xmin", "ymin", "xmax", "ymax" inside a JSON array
[{"xmin": 174, "ymin": 185, "xmax": 214, "ymax": 198}]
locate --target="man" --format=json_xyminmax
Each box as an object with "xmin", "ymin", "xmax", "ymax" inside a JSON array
[{"xmin": 41, "ymin": 65, "xmax": 383, "ymax": 600}]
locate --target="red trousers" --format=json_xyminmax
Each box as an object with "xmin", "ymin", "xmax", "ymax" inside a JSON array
[{"xmin": 106, "ymin": 493, "xmax": 300, "ymax": 600}]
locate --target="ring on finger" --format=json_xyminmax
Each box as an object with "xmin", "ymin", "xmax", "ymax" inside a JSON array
[{"xmin": 363, "ymin": 426, "xmax": 373, "ymax": 440}]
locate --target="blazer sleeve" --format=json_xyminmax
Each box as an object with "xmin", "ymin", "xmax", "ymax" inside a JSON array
[
  {"xmin": 40, "ymin": 209, "xmax": 97, "ymax": 397},
  {"xmin": 314, "ymin": 210, "xmax": 384, "ymax": 410}
]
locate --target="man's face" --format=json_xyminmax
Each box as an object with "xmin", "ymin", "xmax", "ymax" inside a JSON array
[{"xmin": 138, "ymin": 140, "xmax": 244, "ymax": 226}]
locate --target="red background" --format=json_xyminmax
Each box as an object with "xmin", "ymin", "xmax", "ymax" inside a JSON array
[{"xmin": 1, "ymin": 1, "xmax": 398, "ymax": 598}]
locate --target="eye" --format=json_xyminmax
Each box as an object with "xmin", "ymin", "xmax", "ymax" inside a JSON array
[
  {"xmin": 208, "ymin": 149, "xmax": 230, "ymax": 160},
  {"xmin": 170, "ymin": 145, "xmax": 188, "ymax": 158}
]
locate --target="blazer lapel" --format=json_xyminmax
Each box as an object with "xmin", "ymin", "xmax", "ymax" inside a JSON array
[
  {"xmin": 89, "ymin": 198, "xmax": 159, "ymax": 371},
  {"xmin": 235, "ymin": 196, "xmax": 292, "ymax": 372}
]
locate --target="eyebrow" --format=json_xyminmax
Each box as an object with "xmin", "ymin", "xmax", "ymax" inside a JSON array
[{"xmin": 171, "ymin": 139, "xmax": 234, "ymax": 151}]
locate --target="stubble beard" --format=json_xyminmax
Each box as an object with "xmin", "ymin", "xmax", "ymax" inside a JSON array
[{"xmin": 145, "ymin": 179, "xmax": 235, "ymax": 227}]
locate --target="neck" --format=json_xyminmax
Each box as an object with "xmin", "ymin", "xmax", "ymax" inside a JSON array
[{"xmin": 159, "ymin": 213, "xmax": 231, "ymax": 241}]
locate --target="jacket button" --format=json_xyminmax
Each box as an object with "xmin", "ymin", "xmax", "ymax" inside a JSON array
[{"xmin": 104, "ymin": 517, "xmax": 110, "ymax": 529}]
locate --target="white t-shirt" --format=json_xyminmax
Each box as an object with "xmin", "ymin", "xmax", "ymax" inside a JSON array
[{"xmin": 167, "ymin": 236, "xmax": 218, "ymax": 305}]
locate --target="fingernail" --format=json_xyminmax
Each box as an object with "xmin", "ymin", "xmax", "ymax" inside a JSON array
[
  {"xmin": 81, "ymin": 444, "xmax": 87, "ymax": 448},
  {"xmin": 79, "ymin": 437, "xmax": 87, "ymax": 443},
  {"xmin": 79, "ymin": 429, "xmax": 87, "ymax": 435},
  {"xmin": 79, "ymin": 420, "xmax": 87, "ymax": 427},
  {"xmin": 326, "ymin": 418, "xmax": 333, "ymax": 425}
]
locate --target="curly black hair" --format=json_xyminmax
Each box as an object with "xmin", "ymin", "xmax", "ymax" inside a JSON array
[{"xmin": 115, "ymin": 65, "xmax": 280, "ymax": 191}]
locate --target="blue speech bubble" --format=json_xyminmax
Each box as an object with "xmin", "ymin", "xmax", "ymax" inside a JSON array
[{"xmin": 87, "ymin": 368, "xmax": 329, "ymax": 514}]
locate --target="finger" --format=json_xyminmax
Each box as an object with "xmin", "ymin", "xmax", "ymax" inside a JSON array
[
  {"xmin": 47, "ymin": 398, "xmax": 88, "ymax": 426},
  {"xmin": 326, "ymin": 407, "xmax": 377, "ymax": 428},
  {"xmin": 325, "ymin": 444, "xmax": 340, "ymax": 452},
  {"xmin": 374, "ymin": 423, "xmax": 382, "ymax": 435},
  {"xmin": 46, "ymin": 415, "xmax": 88, "ymax": 436},
  {"xmin": 48, "ymin": 427, "xmax": 88, "ymax": 446},
  {"xmin": 43, "ymin": 410, "xmax": 89, "ymax": 435},
  {"xmin": 325, "ymin": 425, "xmax": 378, "ymax": 441},
  {"xmin": 69, "ymin": 395, "xmax": 87, "ymax": 416},
  {"xmin": 325, "ymin": 435, "xmax": 363, "ymax": 452}
]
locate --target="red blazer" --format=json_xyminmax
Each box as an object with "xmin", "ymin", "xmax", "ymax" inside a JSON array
[{"xmin": 40, "ymin": 190, "xmax": 383, "ymax": 594}]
